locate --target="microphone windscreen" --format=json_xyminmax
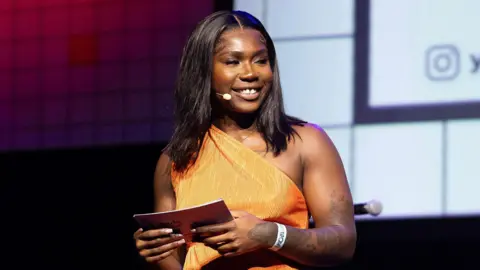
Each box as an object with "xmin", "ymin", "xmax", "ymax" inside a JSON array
[
  {"xmin": 365, "ymin": 200, "xmax": 383, "ymax": 216},
  {"xmin": 216, "ymin": 93, "xmax": 232, "ymax": 100}
]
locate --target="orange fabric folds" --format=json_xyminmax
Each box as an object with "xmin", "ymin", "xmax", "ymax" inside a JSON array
[{"xmin": 171, "ymin": 125, "xmax": 309, "ymax": 270}]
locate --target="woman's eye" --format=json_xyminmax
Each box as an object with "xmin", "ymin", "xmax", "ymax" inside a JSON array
[{"xmin": 225, "ymin": 60, "xmax": 239, "ymax": 65}]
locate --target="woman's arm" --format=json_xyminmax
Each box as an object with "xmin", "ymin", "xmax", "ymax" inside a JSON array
[
  {"xmin": 150, "ymin": 153, "xmax": 186, "ymax": 270},
  {"xmin": 249, "ymin": 125, "xmax": 356, "ymax": 267}
]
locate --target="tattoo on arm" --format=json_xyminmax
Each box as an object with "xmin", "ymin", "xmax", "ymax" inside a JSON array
[
  {"xmin": 247, "ymin": 222, "xmax": 276, "ymax": 247},
  {"xmin": 271, "ymin": 189, "xmax": 354, "ymax": 262},
  {"xmin": 304, "ymin": 230, "xmax": 317, "ymax": 252},
  {"xmin": 313, "ymin": 190, "xmax": 351, "ymax": 253},
  {"xmin": 245, "ymin": 190, "xmax": 354, "ymax": 266}
]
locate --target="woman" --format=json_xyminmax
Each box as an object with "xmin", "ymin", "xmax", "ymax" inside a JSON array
[{"xmin": 134, "ymin": 10, "xmax": 356, "ymax": 270}]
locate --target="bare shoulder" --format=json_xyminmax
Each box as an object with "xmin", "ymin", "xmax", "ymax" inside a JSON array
[
  {"xmin": 153, "ymin": 151, "xmax": 176, "ymax": 212},
  {"xmin": 292, "ymin": 123, "xmax": 353, "ymax": 230},
  {"xmin": 291, "ymin": 123, "xmax": 337, "ymax": 162},
  {"xmin": 292, "ymin": 123, "xmax": 329, "ymax": 141},
  {"xmin": 155, "ymin": 152, "xmax": 172, "ymax": 177}
]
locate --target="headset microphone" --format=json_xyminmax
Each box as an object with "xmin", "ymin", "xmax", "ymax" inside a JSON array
[{"xmin": 216, "ymin": 93, "xmax": 232, "ymax": 100}]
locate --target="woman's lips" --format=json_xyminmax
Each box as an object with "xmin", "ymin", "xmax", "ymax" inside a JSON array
[{"xmin": 232, "ymin": 88, "xmax": 261, "ymax": 101}]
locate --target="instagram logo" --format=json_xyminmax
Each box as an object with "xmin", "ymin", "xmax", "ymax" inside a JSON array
[{"xmin": 425, "ymin": 44, "xmax": 461, "ymax": 81}]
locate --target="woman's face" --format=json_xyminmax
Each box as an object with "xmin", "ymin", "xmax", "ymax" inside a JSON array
[{"xmin": 212, "ymin": 28, "xmax": 273, "ymax": 114}]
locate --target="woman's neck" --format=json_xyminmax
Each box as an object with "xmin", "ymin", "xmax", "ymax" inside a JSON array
[{"xmin": 212, "ymin": 111, "xmax": 258, "ymax": 134}]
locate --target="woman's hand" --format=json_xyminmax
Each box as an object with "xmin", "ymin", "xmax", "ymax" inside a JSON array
[
  {"xmin": 192, "ymin": 211, "xmax": 276, "ymax": 257},
  {"xmin": 134, "ymin": 228, "xmax": 185, "ymax": 263}
]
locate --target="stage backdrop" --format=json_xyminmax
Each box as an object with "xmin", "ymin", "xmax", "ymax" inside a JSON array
[
  {"xmin": 1, "ymin": 0, "xmax": 479, "ymax": 220},
  {"xmin": 0, "ymin": 0, "xmax": 213, "ymax": 151},
  {"xmin": 234, "ymin": 0, "xmax": 480, "ymax": 219},
  {"xmin": 1, "ymin": 1, "xmax": 480, "ymax": 268}
]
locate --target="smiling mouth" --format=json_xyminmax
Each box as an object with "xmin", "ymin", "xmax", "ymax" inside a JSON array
[
  {"xmin": 234, "ymin": 88, "xmax": 260, "ymax": 95},
  {"xmin": 231, "ymin": 87, "xmax": 262, "ymax": 101}
]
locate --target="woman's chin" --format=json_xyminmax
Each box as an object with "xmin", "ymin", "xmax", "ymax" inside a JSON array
[{"xmin": 229, "ymin": 104, "xmax": 262, "ymax": 114}]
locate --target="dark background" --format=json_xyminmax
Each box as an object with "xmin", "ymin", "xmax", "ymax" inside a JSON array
[
  {"xmin": 4, "ymin": 143, "xmax": 480, "ymax": 269},
  {"xmin": 2, "ymin": 0, "xmax": 480, "ymax": 269}
]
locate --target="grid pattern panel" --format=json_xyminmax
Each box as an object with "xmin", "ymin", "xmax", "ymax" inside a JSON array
[
  {"xmin": 0, "ymin": 0, "xmax": 213, "ymax": 151},
  {"xmin": 234, "ymin": 0, "xmax": 358, "ymax": 198},
  {"xmin": 234, "ymin": 0, "xmax": 480, "ymax": 217}
]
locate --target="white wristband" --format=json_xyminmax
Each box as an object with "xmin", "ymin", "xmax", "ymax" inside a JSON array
[{"xmin": 270, "ymin": 223, "xmax": 287, "ymax": 251}]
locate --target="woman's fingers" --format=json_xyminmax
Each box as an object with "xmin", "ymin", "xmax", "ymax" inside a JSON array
[
  {"xmin": 133, "ymin": 228, "xmax": 143, "ymax": 239},
  {"xmin": 139, "ymin": 238, "xmax": 186, "ymax": 259},
  {"xmin": 133, "ymin": 228, "xmax": 186, "ymax": 263},
  {"xmin": 144, "ymin": 249, "xmax": 175, "ymax": 263},
  {"xmin": 137, "ymin": 233, "xmax": 183, "ymax": 250},
  {"xmin": 136, "ymin": 228, "xmax": 174, "ymax": 240}
]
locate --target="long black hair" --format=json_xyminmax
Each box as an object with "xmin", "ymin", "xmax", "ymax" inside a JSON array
[{"xmin": 164, "ymin": 10, "xmax": 305, "ymax": 173}]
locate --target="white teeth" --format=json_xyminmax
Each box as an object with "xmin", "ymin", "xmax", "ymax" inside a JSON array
[{"xmin": 240, "ymin": 89, "xmax": 257, "ymax": 94}]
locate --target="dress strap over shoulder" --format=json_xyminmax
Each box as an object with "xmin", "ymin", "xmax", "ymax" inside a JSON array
[{"xmin": 172, "ymin": 125, "xmax": 309, "ymax": 270}]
